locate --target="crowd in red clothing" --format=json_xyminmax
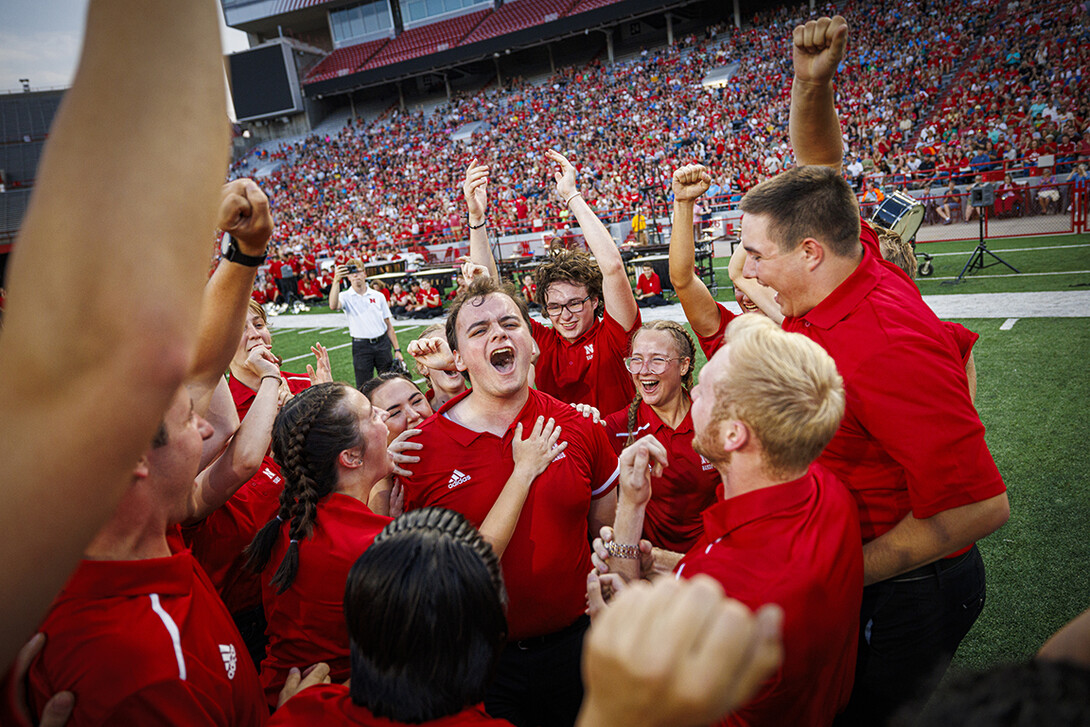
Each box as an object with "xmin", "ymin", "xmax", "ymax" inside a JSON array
[{"xmin": 227, "ymin": 0, "xmax": 1087, "ymax": 271}]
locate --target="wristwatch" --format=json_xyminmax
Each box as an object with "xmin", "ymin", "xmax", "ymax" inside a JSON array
[{"xmin": 221, "ymin": 233, "xmax": 267, "ymax": 267}]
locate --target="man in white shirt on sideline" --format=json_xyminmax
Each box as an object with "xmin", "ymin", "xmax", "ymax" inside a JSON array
[{"xmin": 330, "ymin": 259, "xmax": 404, "ymax": 387}]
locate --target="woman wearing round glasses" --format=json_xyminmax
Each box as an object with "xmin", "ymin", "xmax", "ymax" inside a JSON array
[{"xmin": 603, "ymin": 321, "xmax": 720, "ymax": 553}]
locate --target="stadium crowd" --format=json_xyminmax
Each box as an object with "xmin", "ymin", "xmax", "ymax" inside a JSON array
[
  {"xmin": 230, "ymin": 0, "xmax": 1088, "ymax": 274},
  {"xmin": 4, "ymin": 3, "xmax": 1090, "ymax": 727}
]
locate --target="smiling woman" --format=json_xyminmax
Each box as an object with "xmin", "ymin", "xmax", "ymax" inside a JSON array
[{"xmin": 603, "ymin": 321, "xmax": 720, "ymax": 553}]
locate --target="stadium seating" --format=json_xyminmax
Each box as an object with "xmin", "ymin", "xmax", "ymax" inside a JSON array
[
  {"xmin": 461, "ymin": 0, "xmax": 578, "ymax": 45},
  {"xmin": 567, "ymin": 0, "xmax": 626, "ymax": 16},
  {"xmin": 306, "ymin": 38, "xmax": 391, "ymax": 83},
  {"xmin": 364, "ymin": 9, "xmax": 490, "ymax": 69},
  {"xmin": 222, "ymin": 0, "xmax": 1084, "ymax": 262}
]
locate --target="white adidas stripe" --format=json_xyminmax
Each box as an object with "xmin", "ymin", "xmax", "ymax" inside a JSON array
[{"xmin": 149, "ymin": 593, "xmax": 186, "ymax": 681}]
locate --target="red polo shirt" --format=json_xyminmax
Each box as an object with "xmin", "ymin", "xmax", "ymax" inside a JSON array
[
  {"xmin": 675, "ymin": 466, "xmax": 862, "ymax": 727},
  {"xmin": 183, "ymin": 373, "xmax": 312, "ymax": 614},
  {"xmin": 269, "ymin": 684, "xmax": 513, "ymax": 726},
  {"xmin": 228, "ymin": 371, "xmax": 311, "ymax": 421},
  {"xmin": 943, "ymin": 321, "xmax": 979, "ymax": 364},
  {"xmin": 401, "ymin": 388, "xmax": 619, "ymax": 640},
  {"xmin": 29, "ymin": 552, "xmax": 267, "ymax": 727},
  {"xmin": 637, "ymin": 272, "xmax": 662, "ymax": 296},
  {"xmin": 603, "ymin": 402, "xmax": 720, "ymax": 552},
  {"xmin": 695, "ymin": 302, "xmax": 738, "ymax": 360},
  {"xmin": 182, "ymin": 458, "xmax": 284, "ymax": 614},
  {"xmin": 260, "ymin": 493, "xmax": 391, "ymax": 706},
  {"xmin": 530, "ymin": 310, "xmax": 640, "ymax": 415},
  {"xmin": 782, "ymin": 222, "xmax": 1005, "ymax": 543}
]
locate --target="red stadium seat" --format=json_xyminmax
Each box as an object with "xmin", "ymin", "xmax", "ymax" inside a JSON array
[
  {"xmin": 365, "ymin": 9, "xmax": 491, "ymax": 69},
  {"xmin": 461, "ymin": 0, "xmax": 577, "ymax": 45},
  {"xmin": 567, "ymin": 0, "xmax": 626, "ymax": 16},
  {"xmin": 982, "ymin": 171, "xmax": 1005, "ymax": 183},
  {"xmin": 306, "ymin": 38, "xmax": 390, "ymax": 83}
]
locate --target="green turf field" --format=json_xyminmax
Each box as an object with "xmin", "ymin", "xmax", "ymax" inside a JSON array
[{"xmin": 271, "ymin": 232, "xmax": 1090, "ymax": 672}]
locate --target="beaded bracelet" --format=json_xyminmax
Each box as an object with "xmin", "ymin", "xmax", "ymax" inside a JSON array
[{"xmin": 607, "ymin": 541, "xmax": 640, "ymax": 560}]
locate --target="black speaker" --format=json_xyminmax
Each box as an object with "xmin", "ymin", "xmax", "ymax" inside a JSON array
[{"xmin": 970, "ymin": 183, "xmax": 995, "ymax": 207}]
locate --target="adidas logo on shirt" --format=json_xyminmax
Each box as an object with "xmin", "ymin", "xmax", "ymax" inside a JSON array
[
  {"xmin": 448, "ymin": 469, "xmax": 472, "ymax": 489},
  {"xmin": 220, "ymin": 644, "xmax": 237, "ymax": 679}
]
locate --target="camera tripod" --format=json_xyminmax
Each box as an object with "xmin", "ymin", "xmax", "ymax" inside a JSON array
[{"xmin": 943, "ymin": 206, "xmax": 1019, "ymax": 285}]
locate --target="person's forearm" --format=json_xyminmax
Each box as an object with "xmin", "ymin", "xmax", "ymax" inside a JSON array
[
  {"xmin": 569, "ymin": 196, "xmax": 637, "ymax": 326},
  {"xmin": 386, "ymin": 319, "xmax": 400, "ymax": 353},
  {"xmin": 668, "ymin": 201, "xmax": 720, "ymax": 337},
  {"xmin": 479, "ymin": 464, "xmax": 537, "ymax": 559},
  {"xmin": 190, "ymin": 375, "xmax": 279, "ymax": 522},
  {"xmin": 468, "ymin": 223, "xmax": 499, "ymax": 280},
  {"xmin": 188, "ymin": 260, "xmax": 260, "ymax": 415},
  {"xmin": 862, "ymin": 492, "xmax": 1009, "ymax": 585},
  {"xmin": 669, "ymin": 201, "xmax": 698, "ymax": 288},
  {"xmin": 329, "ymin": 281, "xmax": 341, "ymax": 310},
  {"xmin": 0, "ymin": 0, "xmax": 228, "ymax": 668},
  {"xmin": 609, "ymin": 500, "xmax": 646, "ymax": 583},
  {"xmin": 790, "ymin": 79, "xmax": 843, "ymax": 170}
]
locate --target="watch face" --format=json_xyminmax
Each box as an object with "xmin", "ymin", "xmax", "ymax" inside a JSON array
[{"xmin": 221, "ymin": 232, "xmax": 232, "ymax": 257}]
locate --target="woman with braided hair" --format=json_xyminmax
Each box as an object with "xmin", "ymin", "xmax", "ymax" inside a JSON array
[
  {"xmin": 602, "ymin": 321, "xmax": 720, "ymax": 553},
  {"xmin": 247, "ymin": 382, "xmax": 566, "ymax": 706},
  {"xmin": 244, "ymin": 381, "xmax": 393, "ymax": 705}
]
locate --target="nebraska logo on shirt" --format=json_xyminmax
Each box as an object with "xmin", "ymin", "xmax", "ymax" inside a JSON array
[
  {"xmin": 448, "ymin": 469, "xmax": 472, "ymax": 489},
  {"xmin": 262, "ymin": 467, "xmax": 282, "ymax": 484},
  {"xmin": 699, "ymin": 454, "xmax": 716, "ymax": 472},
  {"xmin": 219, "ymin": 644, "xmax": 237, "ymax": 679},
  {"xmin": 584, "ymin": 343, "xmax": 595, "ymax": 361}
]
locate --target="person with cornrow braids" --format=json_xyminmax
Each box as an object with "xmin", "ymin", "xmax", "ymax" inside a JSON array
[
  {"xmin": 246, "ymin": 382, "xmax": 566, "ymax": 706},
  {"xmin": 602, "ymin": 321, "xmax": 720, "ymax": 554}
]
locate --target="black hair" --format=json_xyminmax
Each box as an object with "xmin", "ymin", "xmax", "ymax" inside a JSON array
[
  {"xmin": 895, "ymin": 660, "xmax": 1090, "ymax": 727},
  {"xmin": 345, "ymin": 508, "xmax": 508, "ymax": 722},
  {"xmin": 359, "ymin": 371, "xmax": 415, "ymax": 400},
  {"xmin": 243, "ymin": 382, "xmax": 360, "ymax": 593}
]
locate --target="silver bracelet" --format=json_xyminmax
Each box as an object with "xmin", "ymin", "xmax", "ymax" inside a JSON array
[
  {"xmin": 607, "ymin": 541, "xmax": 640, "ymax": 560},
  {"xmin": 565, "ymin": 192, "xmax": 583, "ymax": 206}
]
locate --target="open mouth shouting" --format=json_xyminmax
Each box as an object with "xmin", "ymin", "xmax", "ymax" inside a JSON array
[
  {"xmin": 490, "ymin": 346, "xmax": 516, "ymax": 374},
  {"xmin": 639, "ymin": 378, "xmax": 662, "ymax": 398}
]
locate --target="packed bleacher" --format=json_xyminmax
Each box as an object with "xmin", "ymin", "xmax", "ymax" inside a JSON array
[{"xmin": 228, "ymin": 0, "xmax": 1086, "ymax": 265}]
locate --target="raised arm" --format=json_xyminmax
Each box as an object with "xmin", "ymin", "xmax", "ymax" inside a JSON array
[
  {"xmin": 464, "ymin": 159, "xmax": 499, "ymax": 280},
  {"xmin": 668, "ymin": 165, "xmax": 722, "ymax": 338},
  {"xmin": 328, "ymin": 265, "xmax": 346, "ymax": 311},
  {"xmin": 789, "ymin": 15, "xmax": 849, "ymax": 170},
  {"xmin": 0, "ymin": 0, "xmax": 228, "ymax": 668},
  {"xmin": 188, "ymin": 179, "xmax": 273, "ymax": 415},
  {"xmin": 549, "ymin": 149, "xmax": 638, "ymax": 331},
  {"xmin": 188, "ymin": 349, "xmax": 282, "ymax": 522}
]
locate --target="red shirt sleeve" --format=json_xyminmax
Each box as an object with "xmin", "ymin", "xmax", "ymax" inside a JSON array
[
  {"xmin": 695, "ymin": 302, "xmax": 737, "ymax": 360},
  {"xmin": 942, "ymin": 321, "xmax": 979, "ymax": 365}
]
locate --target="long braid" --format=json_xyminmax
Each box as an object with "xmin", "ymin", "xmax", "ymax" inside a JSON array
[
  {"xmin": 624, "ymin": 321, "xmax": 698, "ymax": 447},
  {"xmin": 244, "ymin": 382, "xmax": 355, "ymax": 594}
]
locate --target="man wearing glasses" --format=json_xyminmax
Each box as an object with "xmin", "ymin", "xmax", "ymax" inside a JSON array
[{"xmin": 464, "ymin": 151, "xmax": 640, "ymax": 415}]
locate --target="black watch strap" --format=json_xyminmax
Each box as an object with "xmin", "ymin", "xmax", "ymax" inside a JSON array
[{"xmin": 221, "ymin": 233, "xmax": 267, "ymax": 267}]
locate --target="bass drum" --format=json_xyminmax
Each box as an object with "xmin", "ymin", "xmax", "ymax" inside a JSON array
[{"xmin": 871, "ymin": 191, "xmax": 925, "ymax": 242}]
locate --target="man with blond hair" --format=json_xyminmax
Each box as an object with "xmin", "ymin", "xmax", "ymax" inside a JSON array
[{"xmin": 597, "ymin": 314, "xmax": 863, "ymax": 727}]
